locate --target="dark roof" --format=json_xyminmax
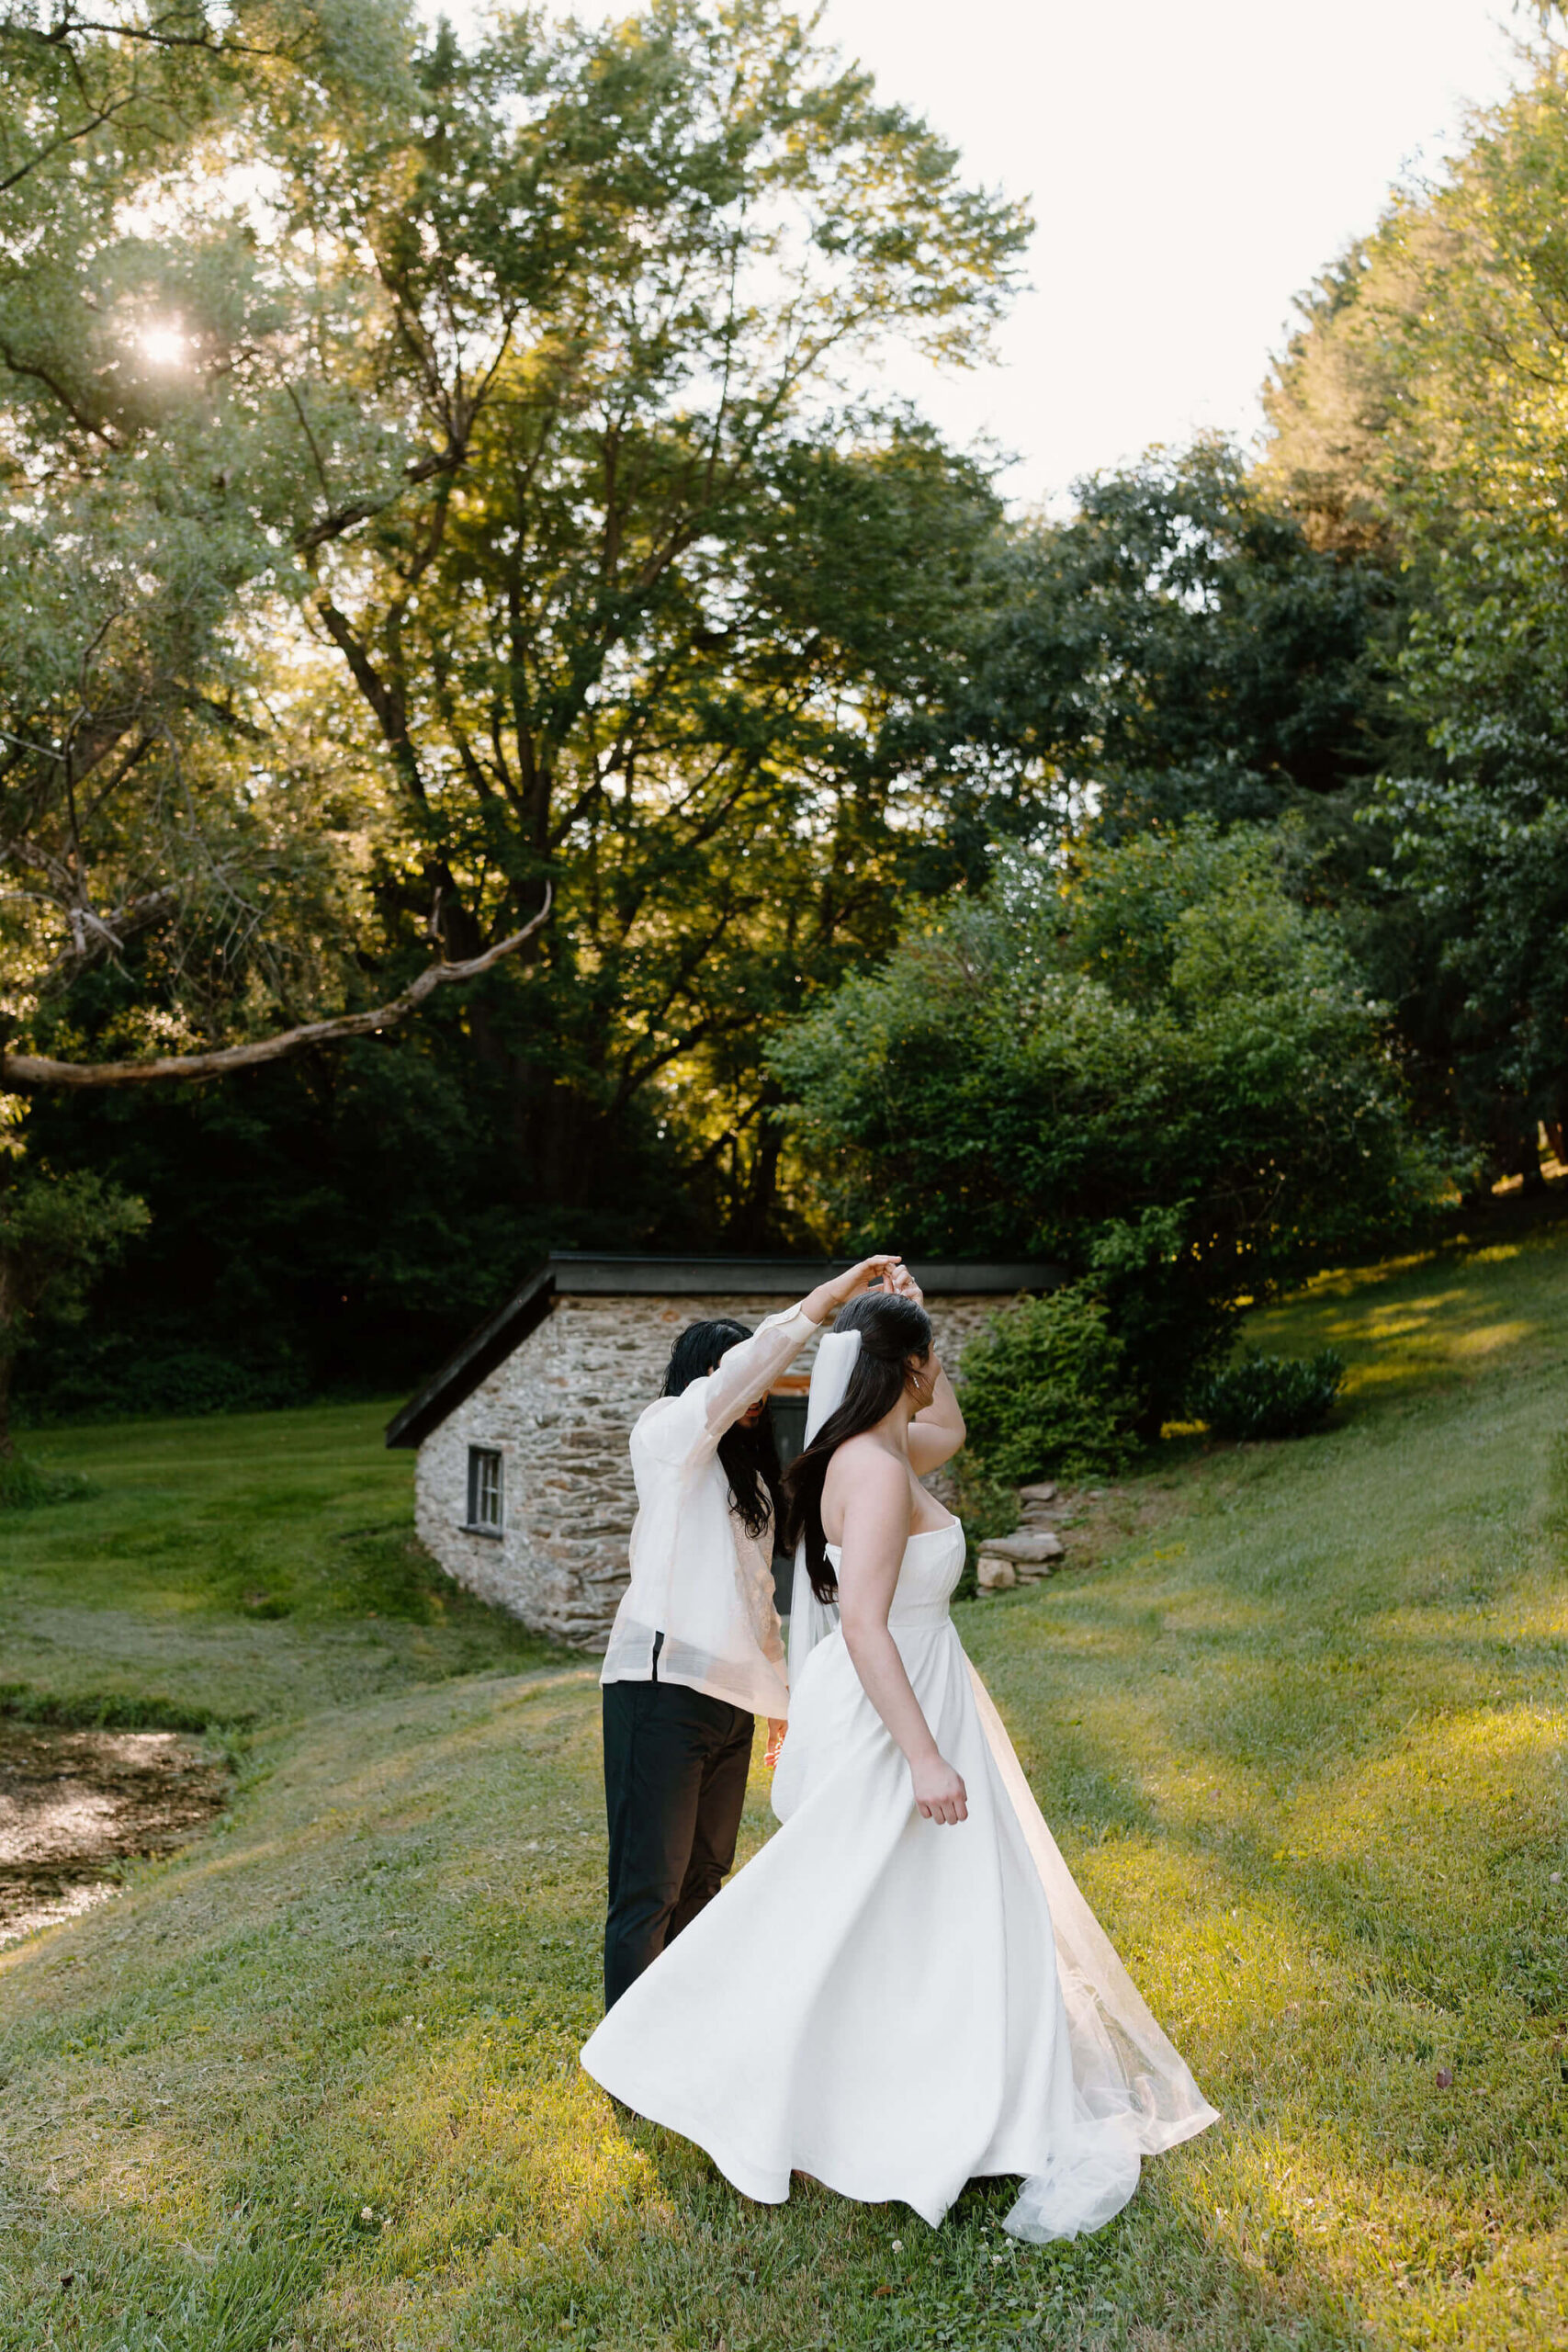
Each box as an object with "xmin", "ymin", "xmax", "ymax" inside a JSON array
[{"xmin": 385, "ymin": 1252, "xmax": 1061, "ymax": 1451}]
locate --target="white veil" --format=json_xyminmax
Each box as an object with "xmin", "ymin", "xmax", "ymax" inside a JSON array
[{"xmin": 784, "ymin": 1329, "xmax": 860, "ymax": 1690}]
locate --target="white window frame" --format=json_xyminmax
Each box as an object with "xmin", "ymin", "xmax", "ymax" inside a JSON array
[{"xmin": 465, "ymin": 1444, "xmax": 504, "ymax": 1537}]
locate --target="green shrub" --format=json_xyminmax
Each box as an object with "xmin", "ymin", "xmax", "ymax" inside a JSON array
[
  {"xmin": 1192, "ymin": 1346, "xmax": 1346, "ymax": 1441},
  {"xmin": 0, "ymin": 1453, "xmax": 93, "ymax": 1509},
  {"xmin": 956, "ymin": 1285, "xmax": 1136, "ymax": 1489},
  {"xmin": 17, "ymin": 1339, "xmax": 310, "ymax": 1424},
  {"xmin": 771, "ymin": 824, "xmax": 1447, "ymax": 1430}
]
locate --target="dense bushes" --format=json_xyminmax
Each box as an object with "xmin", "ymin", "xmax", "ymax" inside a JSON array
[
  {"xmin": 954, "ymin": 1288, "xmax": 1134, "ymax": 1487},
  {"xmin": 952, "ymin": 1317, "xmax": 1345, "ymax": 1509},
  {"xmin": 1191, "ymin": 1347, "xmax": 1346, "ymax": 1441},
  {"xmin": 774, "ymin": 824, "xmax": 1443, "ymax": 1429}
]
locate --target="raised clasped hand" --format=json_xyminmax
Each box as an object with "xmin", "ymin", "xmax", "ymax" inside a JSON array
[
  {"xmin": 884, "ymin": 1261, "xmax": 924, "ymax": 1308},
  {"xmin": 807, "ymin": 1253, "xmax": 904, "ymax": 1324}
]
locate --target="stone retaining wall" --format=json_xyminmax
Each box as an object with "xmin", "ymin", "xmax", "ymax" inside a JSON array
[{"xmin": 415, "ymin": 1290, "xmax": 1009, "ymax": 1651}]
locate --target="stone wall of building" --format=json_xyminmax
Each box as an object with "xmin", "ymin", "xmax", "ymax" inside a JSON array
[{"xmin": 414, "ymin": 1289, "xmax": 1015, "ymax": 1651}]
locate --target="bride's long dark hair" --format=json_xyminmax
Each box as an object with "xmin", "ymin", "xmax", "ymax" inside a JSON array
[
  {"xmin": 780, "ymin": 1291, "xmax": 933, "ymax": 1602},
  {"xmin": 663, "ymin": 1318, "xmax": 780, "ymax": 1539}
]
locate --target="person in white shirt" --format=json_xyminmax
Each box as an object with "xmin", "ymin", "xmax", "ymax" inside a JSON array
[{"xmin": 599, "ymin": 1254, "xmax": 901, "ymax": 2007}]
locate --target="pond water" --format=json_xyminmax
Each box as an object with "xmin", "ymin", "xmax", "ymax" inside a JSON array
[{"xmin": 0, "ymin": 1723, "xmax": 230, "ymax": 1948}]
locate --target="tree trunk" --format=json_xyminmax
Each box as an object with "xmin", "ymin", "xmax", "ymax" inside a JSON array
[
  {"xmin": 0, "ymin": 1291, "xmax": 15, "ymax": 1461},
  {"xmin": 725, "ymin": 1115, "xmax": 783, "ymax": 1251}
]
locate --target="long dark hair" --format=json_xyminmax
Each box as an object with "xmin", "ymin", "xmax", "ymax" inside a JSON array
[
  {"xmin": 779, "ymin": 1292, "xmax": 933, "ymax": 1602},
  {"xmin": 663, "ymin": 1318, "xmax": 780, "ymax": 1540}
]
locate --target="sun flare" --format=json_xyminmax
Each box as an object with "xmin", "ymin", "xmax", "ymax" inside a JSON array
[{"xmin": 138, "ymin": 321, "xmax": 187, "ymax": 368}]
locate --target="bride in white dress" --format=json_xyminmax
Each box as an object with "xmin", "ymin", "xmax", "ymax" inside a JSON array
[{"xmin": 581, "ymin": 1270, "xmax": 1218, "ymax": 2240}]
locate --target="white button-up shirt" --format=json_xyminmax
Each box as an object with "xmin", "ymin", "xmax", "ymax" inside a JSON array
[{"xmin": 599, "ymin": 1306, "xmax": 816, "ymax": 1716}]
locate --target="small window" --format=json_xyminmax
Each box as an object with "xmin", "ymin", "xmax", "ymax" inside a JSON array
[{"xmin": 466, "ymin": 1445, "xmax": 503, "ymax": 1535}]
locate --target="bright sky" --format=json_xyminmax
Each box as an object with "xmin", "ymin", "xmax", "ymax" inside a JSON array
[
  {"xmin": 438, "ymin": 2, "xmax": 1531, "ymax": 507},
  {"xmin": 811, "ymin": 0, "xmax": 1528, "ymax": 506}
]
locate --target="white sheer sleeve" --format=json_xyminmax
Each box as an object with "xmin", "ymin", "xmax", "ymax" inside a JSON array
[
  {"xmin": 703, "ymin": 1308, "xmax": 817, "ymax": 1438},
  {"xmin": 634, "ymin": 1307, "xmax": 816, "ymax": 1475}
]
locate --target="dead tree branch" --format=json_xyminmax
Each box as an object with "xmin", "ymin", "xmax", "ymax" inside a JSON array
[{"xmin": 3, "ymin": 884, "xmax": 551, "ymax": 1090}]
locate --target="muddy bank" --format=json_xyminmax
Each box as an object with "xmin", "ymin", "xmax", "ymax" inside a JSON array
[{"xmin": 0, "ymin": 1722, "xmax": 230, "ymax": 1947}]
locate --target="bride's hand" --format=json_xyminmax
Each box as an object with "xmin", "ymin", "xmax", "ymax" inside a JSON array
[
  {"xmin": 804, "ymin": 1254, "xmax": 903, "ymax": 1325},
  {"xmin": 911, "ymin": 1753, "xmax": 968, "ymax": 1826},
  {"xmin": 886, "ymin": 1262, "xmax": 925, "ymax": 1309}
]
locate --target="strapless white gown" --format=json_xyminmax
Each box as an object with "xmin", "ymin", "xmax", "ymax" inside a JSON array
[{"xmin": 580, "ymin": 1520, "xmax": 1218, "ymax": 2237}]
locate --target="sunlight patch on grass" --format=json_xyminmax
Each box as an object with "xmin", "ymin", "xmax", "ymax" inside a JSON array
[
  {"xmin": 1285, "ymin": 1705, "xmax": 1563, "ymax": 1922},
  {"xmin": 1448, "ymin": 1318, "xmax": 1535, "ymax": 1357},
  {"xmin": 336, "ymin": 2041, "xmax": 659, "ymax": 2274}
]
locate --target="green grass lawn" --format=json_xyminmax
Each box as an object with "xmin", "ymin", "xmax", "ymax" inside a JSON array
[
  {"xmin": 0, "ymin": 1401, "xmax": 558, "ymax": 1726},
  {"xmin": 1, "ymin": 1226, "xmax": 1565, "ymax": 2350}
]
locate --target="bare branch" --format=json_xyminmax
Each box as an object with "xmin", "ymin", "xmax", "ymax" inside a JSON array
[
  {"xmin": 36, "ymin": 876, "xmax": 181, "ymax": 981},
  {"xmin": 295, "ymin": 443, "xmax": 466, "ymax": 552},
  {"xmin": 0, "ymin": 82, "xmax": 142, "ymax": 195},
  {"xmin": 0, "ymin": 331, "xmax": 121, "ymax": 442},
  {"xmin": 4, "ymin": 884, "xmax": 552, "ymax": 1090}
]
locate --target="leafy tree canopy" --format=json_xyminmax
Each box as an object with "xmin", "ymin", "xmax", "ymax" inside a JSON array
[
  {"xmin": 1264, "ymin": 46, "xmax": 1568, "ymax": 1171},
  {"xmin": 771, "ymin": 824, "xmax": 1443, "ymax": 1425},
  {"xmin": 943, "ymin": 439, "xmax": 1399, "ymax": 858},
  {"xmin": 2, "ymin": 0, "xmax": 1029, "ymax": 1242}
]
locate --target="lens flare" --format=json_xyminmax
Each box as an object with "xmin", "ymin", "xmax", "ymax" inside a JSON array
[{"xmin": 139, "ymin": 322, "xmax": 187, "ymax": 368}]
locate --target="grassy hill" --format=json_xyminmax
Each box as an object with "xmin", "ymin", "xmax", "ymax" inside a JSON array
[
  {"xmin": 0, "ymin": 1400, "xmax": 558, "ymax": 1727},
  {"xmin": 1, "ymin": 1223, "xmax": 1565, "ymax": 2350}
]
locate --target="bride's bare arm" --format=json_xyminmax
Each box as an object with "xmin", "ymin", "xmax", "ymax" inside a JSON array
[
  {"xmin": 881, "ymin": 1267, "xmax": 965, "ymax": 1476},
  {"xmin": 907, "ymin": 1363, "xmax": 965, "ymax": 1477},
  {"xmin": 833, "ymin": 1447, "xmax": 968, "ymax": 1826}
]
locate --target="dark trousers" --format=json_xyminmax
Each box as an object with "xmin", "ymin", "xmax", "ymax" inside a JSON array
[{"xmin": 602, "ymin": 1645, "xmax": 754, "ymax": 2009}]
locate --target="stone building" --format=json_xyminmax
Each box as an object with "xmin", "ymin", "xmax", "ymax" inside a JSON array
[{"xmin": 386, "ymin": 1253, "xmax": 1056, "ymax": 1651}]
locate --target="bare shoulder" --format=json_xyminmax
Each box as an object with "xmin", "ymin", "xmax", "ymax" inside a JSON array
[{"xmin": 825, "ymin": 1432, "xmax": 910, "ymax": 1513}]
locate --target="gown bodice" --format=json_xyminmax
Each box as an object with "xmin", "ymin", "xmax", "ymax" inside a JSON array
[{"xmin": 823, "ymin": 1516, "xmax": 965, "ymax": 1626}]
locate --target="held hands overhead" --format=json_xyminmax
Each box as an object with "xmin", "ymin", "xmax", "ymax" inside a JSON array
[
  {"xmin": 803, "ymin": 1252, "xmax": 906, "ymax": 1327},
  {"xmin": 811, "ymin": 1255, "xmax": 936, "ymax": 1355},
  {"xmin": 883, "ymin": 1261, "xmax": 924, "ymax": 1307}
]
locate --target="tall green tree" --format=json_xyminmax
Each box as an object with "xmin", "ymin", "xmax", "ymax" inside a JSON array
[
  {"xmin": 4, "ymin": 0, "xmax": 1025, "ymax": 1237},
  {"xmin": 0, "ymin": 1162, "xmax": 147, "ymax": 1454},
  {"xmin": 932, "ymin": 439, "xmax": 1398, "ymax": 870},
  {"xmin": 264, "ymin": 0, "xmax": 1024, "ymax": 1214},
  {"xmin": 0, "ymin": 2, "xmax": 427, "ymax": 1060},
  {"xmin": 772, "ymin": 825, "xmax": 1439, "ymax": 1427},
  {"xmin": 0, "ymin": 2, "xmax": 555, "ymax": 1415},
  {"xmin": 1264, "ymin": 45, "xmax": 1568, "ymax": 1177}
]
